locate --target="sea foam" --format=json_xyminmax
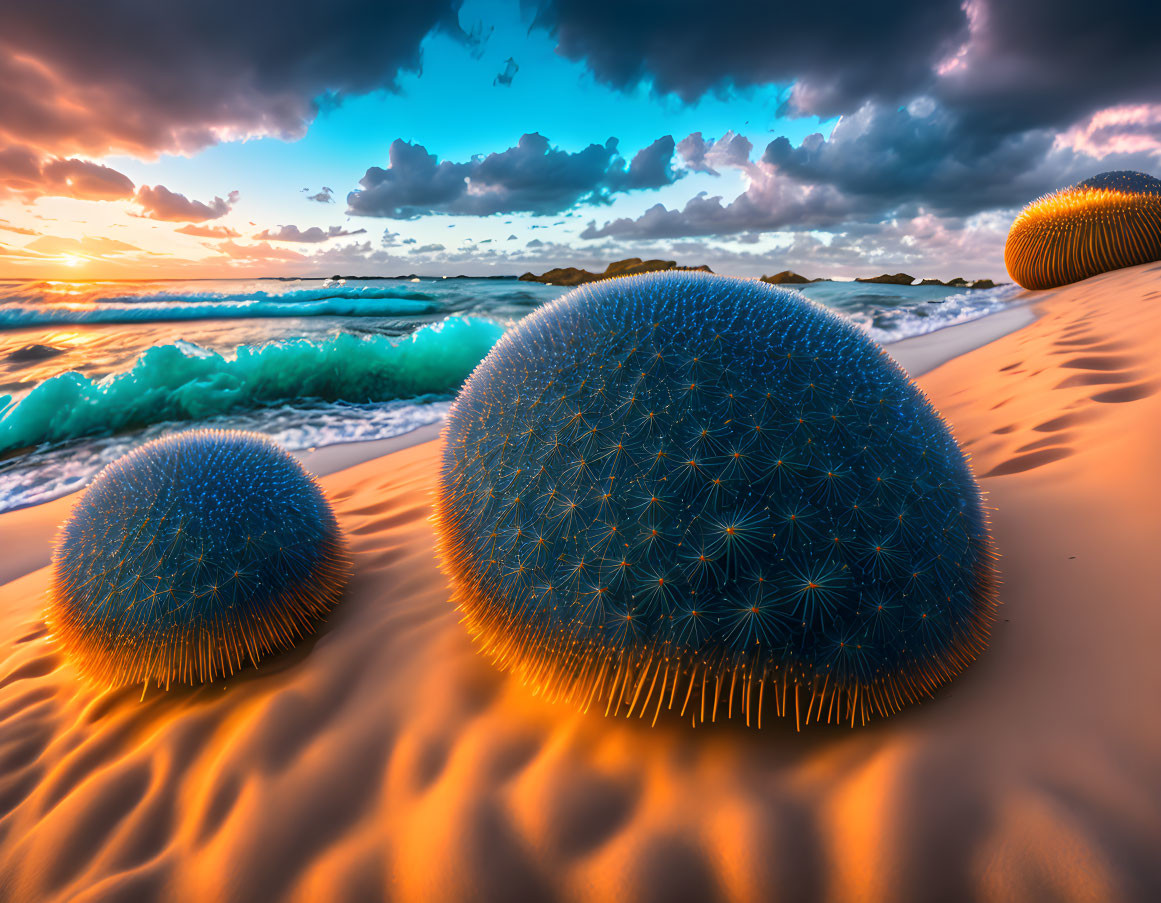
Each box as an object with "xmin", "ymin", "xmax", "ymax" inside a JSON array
[{"xmin": 0, "ymin": 285, "xmax": 437, "ymax": 327}]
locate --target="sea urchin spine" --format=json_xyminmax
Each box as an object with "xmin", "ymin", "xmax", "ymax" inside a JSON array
[
  {"xmin": 435, "ymin": 272, "xmax": 997, "ymax": 728},
  {"xmin": 1005, "ymin": 170, "xmax": 1161, "ymax": 290},
  {"xmin": 49, "ymin": 430, "xmax": 349, "ymax": 690}
]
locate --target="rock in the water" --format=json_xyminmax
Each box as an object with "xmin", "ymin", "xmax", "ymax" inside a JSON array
[
  {"xmin": 855, "ymin": 273, "xmax": 916, "ymax": 285},
  {"xmin": 519, "ymin": 258, "xmax": 712, "ymax": 286},
  {"xmin": 760, "ymin": 270, "xmax": 810, "ymax": 284}
]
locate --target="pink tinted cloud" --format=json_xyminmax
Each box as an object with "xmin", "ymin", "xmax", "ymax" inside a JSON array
[
  {"xmin": 40, "ymin": 157, "xmax": 136, "ymax": 200},
  {"xmin": 175, "ymin": 223, "xmax": 241, "ymax": 239},
  {"xmin": 253, "ymin": 224, "xmax": 367, "ymax": 242},
  {"xmin": 24, "ymin": 234, "xmax": 144, "ymax": 255},
  {"xmin": 213, "ymin": 240, "xmax": 307, "ymax": 262},
  {"xmin": 136, "ymin": 185, "xmax": 239, "ymax": 222},
  {"xmin": 1056, "ymin": 104, "xmax": 1161, "ymax": 159},
  {"xmin": 0, "ymin": 144, "xmax": 135, "ymax": 200}
]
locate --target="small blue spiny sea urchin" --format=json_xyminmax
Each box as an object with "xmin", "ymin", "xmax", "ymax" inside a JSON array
[
  {"xmin": 436, "ymin": 271, "xmax": 997, "ymax": 727},
  {"xmin": 49, "ymin": 430, "xmax": 349, "ymax": 689}
]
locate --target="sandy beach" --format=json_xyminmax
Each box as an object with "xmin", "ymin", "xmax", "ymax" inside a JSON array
[{"xmin": 1, "ymin": 261, "xmax": 1159, "ymax": 902}]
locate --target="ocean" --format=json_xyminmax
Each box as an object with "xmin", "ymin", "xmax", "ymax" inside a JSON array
[{"xmin": 0, "ymin": 275, "xmax": 1019, "ymax": 513}]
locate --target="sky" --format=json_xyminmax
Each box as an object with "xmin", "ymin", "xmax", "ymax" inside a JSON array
[{"xmin": 1, "ymin": 0, "xmax": 1159, "ymax": 280}]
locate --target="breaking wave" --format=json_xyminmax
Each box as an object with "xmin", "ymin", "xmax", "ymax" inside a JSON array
[
  {"xmin": 0, "ymin": 316, "xmax": 502, "ymax": 453},
  {"xmin": 0, "ymin": 285, "xmax": 438, "ymax": 327}
]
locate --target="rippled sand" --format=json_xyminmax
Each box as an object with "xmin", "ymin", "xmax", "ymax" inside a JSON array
[{"xmin": 2, "ymin": 262, "xmax": 1159, "ymax": 902}]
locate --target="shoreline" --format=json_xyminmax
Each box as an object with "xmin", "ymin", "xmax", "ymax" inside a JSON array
[
  {"xmin": 888, "ymin": 296, "xmax": 1037, "ymax": 377},
  {"xmin": 293, "ymin": 421, "xmax": 444, "ymax": 477}
]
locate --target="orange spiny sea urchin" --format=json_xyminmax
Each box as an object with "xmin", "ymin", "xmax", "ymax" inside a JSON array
[
  {"xmin": 1004, "ymin": 170, "xmax": 1161, "ymax": 290},
  {"xmin": 435, "ymin": 272, "xmax": 997, "ymax": 728},
  {"xmin": 49, "ymin": 430, "xmax": 349, "ymax": 690}
]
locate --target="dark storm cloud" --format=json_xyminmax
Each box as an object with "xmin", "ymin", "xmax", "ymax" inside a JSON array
[
  {"xmin": 527, "ymin": 0, "xmax": 1161, "ymax": 130},
  {"xmin": 136, "ymin": 185, "xmax": 239, "ymax": 222},
  {"xmin": 253, "ymin": 224, "xmax": 367, "ymax": 242},
  {"xmin": 761, "ymin": 101, "xmax": 1161, "ymax": 220},
  {"xmin": 525, "ymin": 0, "xmax": 968, "ymax": 115},
  {"xmin": 934, "ymin": 0, "xmax": 1161, "ymax": 141},
  {"xmin": 583, "ymin": 130, "xmax": 869, "ymax": 240},
  {"xmin": 581, "ymin": 181, "xmax": 860, "ymax": 240},
  {"xmin": 760, "ymin": 104, "xmax": 1070, "ymax": 217},
  {"xmin": 583, "ymin": 108, "xmax": 1161, "ymax": 241},
  {"xmin": 347, "ymin": 140, "xmax": 476, "ymax": 219},
  {"xmin": 347, "ymin": 132, "xmax": 680, "ymax": 218},
  {"xmin": 532, "ymin": 0, "xmax": 1161, "ymax": 244},
  {"xmin": 608, "ymin": 135, "xmax": 680, "ymax": 190},
  {"xmin": 0, "ymin": 0, "xmax": 463, "ymax": 157}
]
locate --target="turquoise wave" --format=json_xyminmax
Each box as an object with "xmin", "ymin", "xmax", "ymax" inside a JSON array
[
  {"xmin": 104, "ymin": 285, "xmax": 436, "ymax": 303},
  {"xmin": 0, "ymin": 316, "xmax": 503, "ymax": 452},
  {"xmin": 0, "ymin": 286, "xmax": 437, "ymax": 327}
]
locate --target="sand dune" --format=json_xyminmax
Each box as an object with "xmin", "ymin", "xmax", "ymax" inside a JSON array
[{"xmin": 2, "ymin": 262, "xmax": 1160, "ymax": 902}]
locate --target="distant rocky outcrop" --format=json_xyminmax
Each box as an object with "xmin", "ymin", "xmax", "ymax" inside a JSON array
[
  {"xmin": 760, "ymin": 270, "xmax": 810, "ymax": 284},
  {"xmin": 856, "ymin": 273, "xmax": 916, "ymax": 285},
  {"xmin": 920, "ymin": 277, "xmax": 999, "ymax": 289},
  {"xmin": 860, "ymin": 273, "xmax": 1001, "ymax": 289},
  {"xmin": 518, "ymin": 258, "xmax": 712, "ymax": 286},
  {"xmin": 517, "ymin": 261, "xmax": 1001, "ymax": 289}
]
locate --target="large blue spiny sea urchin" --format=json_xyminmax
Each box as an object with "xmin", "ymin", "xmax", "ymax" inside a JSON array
[
  {"xmin": 49, "ymin": 430, "xmax": 349, "ymax": 689},
  {"xmin": 436, "ymin": 272, "xmax": 996, "ymax": 727}
]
